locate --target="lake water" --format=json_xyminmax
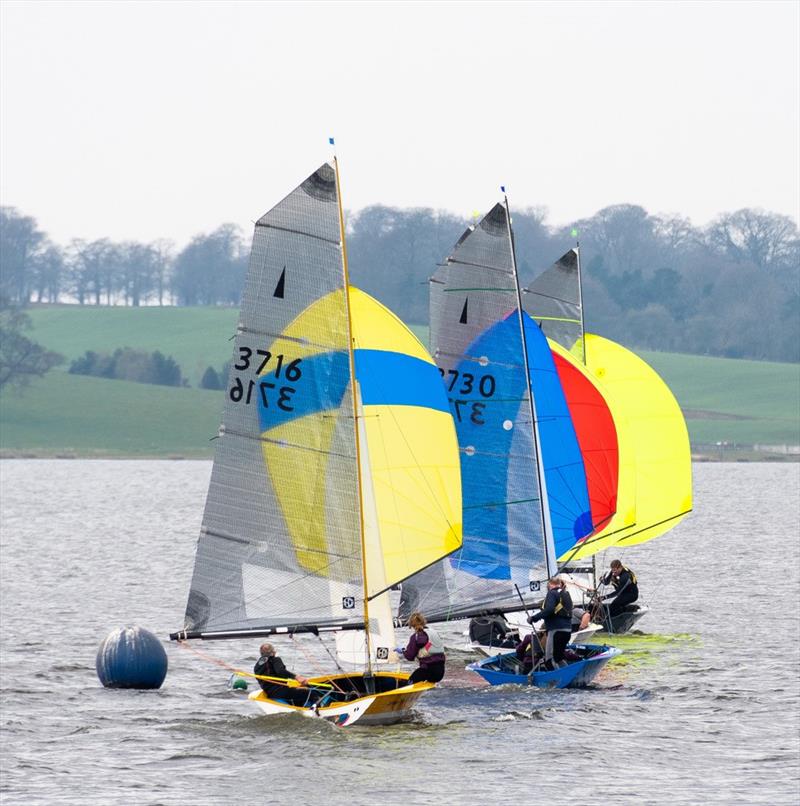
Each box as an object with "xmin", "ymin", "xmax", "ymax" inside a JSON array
[{"xmin": 1, "ymin": 461, "xmax": 798, "ymax": 805}]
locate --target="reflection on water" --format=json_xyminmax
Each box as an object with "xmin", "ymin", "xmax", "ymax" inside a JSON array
[{"xmin": 1, "ymin": 461, "xmax": 799, "ymax": 804}]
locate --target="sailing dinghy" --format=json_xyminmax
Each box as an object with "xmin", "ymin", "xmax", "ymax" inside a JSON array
[
  {"xmin": 401, "ymin": 196, "xmax": 619, "ymax": 688},
  {"xmin": 524, "ymin": 249, "xmax": 692, "ymax": 632},
  {"xmin": 170, "ymin": 162, "xmax": 462, "ymax": 726}
]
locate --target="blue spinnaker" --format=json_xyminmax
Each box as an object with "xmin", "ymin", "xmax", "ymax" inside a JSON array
[{"xmin": 522, "ymin": 311, "xmax": 593, "ymax": 559}]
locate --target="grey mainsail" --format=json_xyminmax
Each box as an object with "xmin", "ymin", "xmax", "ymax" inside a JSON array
[
  {"xmin": 399, "ymin": 204, "xmax": 551, "ymax": 623},
  {"xmin": 180, "ymin": 163, "xmax": 364, "ymax": 636},
  {"xmin": 522, "ymin": 248, "xmax": 585, "ymax": 362}
]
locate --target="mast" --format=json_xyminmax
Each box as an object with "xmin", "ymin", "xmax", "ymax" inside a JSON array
[
  {"xmin": 573, "ymin": 240, "xmax": 598, "ymax": 589},
  {"xmin": 503, "ymin": 189, "xmax": 556, "ymax": 579},
  {"xmin": 575, "ymin": 242, "xmax": 587, "ymax": 365},
  {"xmin": 332, "ymin": 152, "xmax": 374, "ymax": 676}
]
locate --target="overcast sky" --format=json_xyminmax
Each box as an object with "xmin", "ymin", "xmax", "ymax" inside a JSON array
[{"xmin": 1, "ymin": 0, "xmax": 798, "ymax": 247}]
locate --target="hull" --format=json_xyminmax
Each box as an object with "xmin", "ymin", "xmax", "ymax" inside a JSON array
[
  {"xmin": 467, "ymin": 623, "xmax": 603, "ymax": 657},
  {"xmin": 599, "ymin": 604, "xmax": 650, "ymax": 634},
  {"xmin": 467, "ymin": 644, "xmax": 621, "ymax": 689},
  {"xmin": 248, "ymin": 671, "xmax": 433, "ymax": 727}
]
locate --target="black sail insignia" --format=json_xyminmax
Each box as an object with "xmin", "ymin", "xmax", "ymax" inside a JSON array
[{"xmin": 273, "ymin": 267, "xmax": 286, "ymax": 299}]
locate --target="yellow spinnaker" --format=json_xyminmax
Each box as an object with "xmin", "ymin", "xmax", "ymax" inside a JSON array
[
  {"xmin": 349, "ymin": 288, "xmax": 462, "ymax": 598},
  {"xmin": 558, "ymin": 333, "xmax": 692, "ymax": 561},
  {"xmin": 261, "ymin": 287, "xmax": 462, "ymax": 596},
  {"xmin": 552, "ymin": 340, "xmax": 636, "ymax": 562}
]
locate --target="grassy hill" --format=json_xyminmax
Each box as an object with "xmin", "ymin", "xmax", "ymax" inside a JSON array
[
  {"xmin": 1, "ymin": 304, "xmax": 797, "ymax": 457},
  {"xmin": 24, "ymin": 305, "xmax": 239, "ymax": 386}
]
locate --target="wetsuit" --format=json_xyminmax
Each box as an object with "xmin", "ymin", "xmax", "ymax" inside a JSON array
[
  {"xmin": 600, "ymin": 566, "xmax": 639, "ymax": 618},
  {"xmin": 402, "ymin": 627, "xmax": 446, "ymax": 684},
  {"xmin": 529, "ymin": 587, "xmax": 573, "ymax": 668},
  {"xmin": 253, "ymin": 654, "xmax": 311, "ymax": 707}
]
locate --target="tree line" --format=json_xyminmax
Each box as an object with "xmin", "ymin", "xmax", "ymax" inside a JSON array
[{"xmin": 1, "ymin": 202, "xmax": 797, "ymax": 362}]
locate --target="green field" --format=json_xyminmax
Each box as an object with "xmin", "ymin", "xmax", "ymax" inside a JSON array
[
  {"xmin": 24, "ymin": 305, "xmax": 239, "ymax": 386},
  {"xmin": 1, "ymin": 305, "xmax": 797, "ymax": 457}
]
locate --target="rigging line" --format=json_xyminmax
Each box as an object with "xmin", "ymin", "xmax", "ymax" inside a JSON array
[
  {"xmin": 176, "ymin": 640, "xmax": 333, "ymax": 691},
  {"xmin": 204, "ymin": 527, "xmax": 362, "ymax": 564},
  {"xmin": 556, "ymin": 515, "xmax": 642, "ymax": 565},
  {"xmin": 442, "ymin": 287, "xmax": 517, "ymax": 293},
  {"xmin": 532, "ymin": 316, "xmax": 582, "ymax": 325},
  {"xmin": 312, "ymin": 632, "xmax": 348, "ymax": 677},
  {"xmin": 523, "ymin": 288, "xmax": 581, "ymax": 308},
  {"xmin": 291, "ymin": 633, "xmax": 347, "ymax": 692},
  {"xmin": 221, "ymin": 426, "xmax": 356, "ymax": 459},
  {"xmin": 255, "ymin": 221, "xmax": 341, "ymax": 246},
  {"xmin": 613, "ymin": 509, "xmax": 693, "ymax": 544},
  {"xmin": 445, "ymin": 256, "xmax": 515, "ymax": 276},
  {"xmin": 463, "ymin": 496, "xmax": 541, "ymax": 510},
  {"xmin": 236, "ymin": 325, "xmax": 339, "ymax": 352}
]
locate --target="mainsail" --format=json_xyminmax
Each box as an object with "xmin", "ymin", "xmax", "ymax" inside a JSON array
[
  {"xmin": 523, "ymin": 248, "xmax": 584, "ymax": 361},
  {"xmin": 175, "ymin": 163, "xmax": 461, "ymax": 640},
  {"xmin": 400, "ymin": 203, "xmax": 590, "ymax": 623}
]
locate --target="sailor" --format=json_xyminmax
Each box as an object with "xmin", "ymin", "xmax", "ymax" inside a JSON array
[
  {"xmin": 468, "ymin": 614, "xmax": 518, "ymax": 649},
  {"xmin": 253, "ymin": 643, "xmax": 316, "ymax": 707},
  {"xmin": 527, "ymin": 577, "xmax": 573, "ymax": 670},
  {"xmin": 397, "ymin": 612, "xmax": 446, "ymax": 684},
  {"xmin": 515, "ymin": 631, "xmax": 545, "ymax": 673},
  {"xmin": 598, "ymin": 559, "xmax": 639, "ymax": 619}
]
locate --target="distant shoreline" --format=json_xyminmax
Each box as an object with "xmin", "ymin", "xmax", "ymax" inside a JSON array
[{"xmin": 1, "ymin": 450, "xmax": 797, "ymax": 463}]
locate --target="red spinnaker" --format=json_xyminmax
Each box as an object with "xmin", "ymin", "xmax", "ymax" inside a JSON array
[{"xmin": 552, "ymin": 352, "xmax": 618, "ymax": 538}]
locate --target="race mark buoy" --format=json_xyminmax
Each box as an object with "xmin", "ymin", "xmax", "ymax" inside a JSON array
[{"xmin": 96, "ymin": 626, "xmax": 168, "ymax": 689}]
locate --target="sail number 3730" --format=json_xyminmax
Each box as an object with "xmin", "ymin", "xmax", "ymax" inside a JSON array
[
  {"xmin": 229, "ymin": 347, "xmax": 302, "ymax": 411},
  {"xmin": 439, "ymin": 367, "xmax": 496, "ymax": 426}
]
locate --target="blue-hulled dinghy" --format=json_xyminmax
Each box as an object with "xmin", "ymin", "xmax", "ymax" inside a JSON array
[{"xmin": 467, "ymin": 643, "xmax": 620, "ymax": 689}]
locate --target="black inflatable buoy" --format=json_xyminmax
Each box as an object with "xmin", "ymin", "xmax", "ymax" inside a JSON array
[{"xmin": 96, "ymin": 626, "xmax": 168, "ymax": 689}]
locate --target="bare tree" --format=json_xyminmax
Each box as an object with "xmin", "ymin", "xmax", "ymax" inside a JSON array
[
  {"xmin": 706, "ymin": 208, "xmax": 799, "ymax": 276},
  {"xmin": 150, "ymin": 239, "xmax": 175, "ymax": 305},
  {"xmin": 31, "ymin": 244, "xmax": 65, "ymax": 303},
  {"xmin": 0, "ymin": 207, "xmax": 46, "ymax": 305},
  {"xmin": 0, "ymin": 298, "xmax": 64, "ymax": 390}
]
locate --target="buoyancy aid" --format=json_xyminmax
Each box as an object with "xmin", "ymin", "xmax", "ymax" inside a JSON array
[
  {"xmin": 553, "ymin": 589, "xmax": 573, "ymax": 619},
  {"xmin": 417, "ymin": 625, "xmax": 445, "ymax": 658}
]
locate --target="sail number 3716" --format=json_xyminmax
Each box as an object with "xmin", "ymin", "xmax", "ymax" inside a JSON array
[{"xmin": 229, "ymin": 347, "xmax": 302, "ymax": 411}]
